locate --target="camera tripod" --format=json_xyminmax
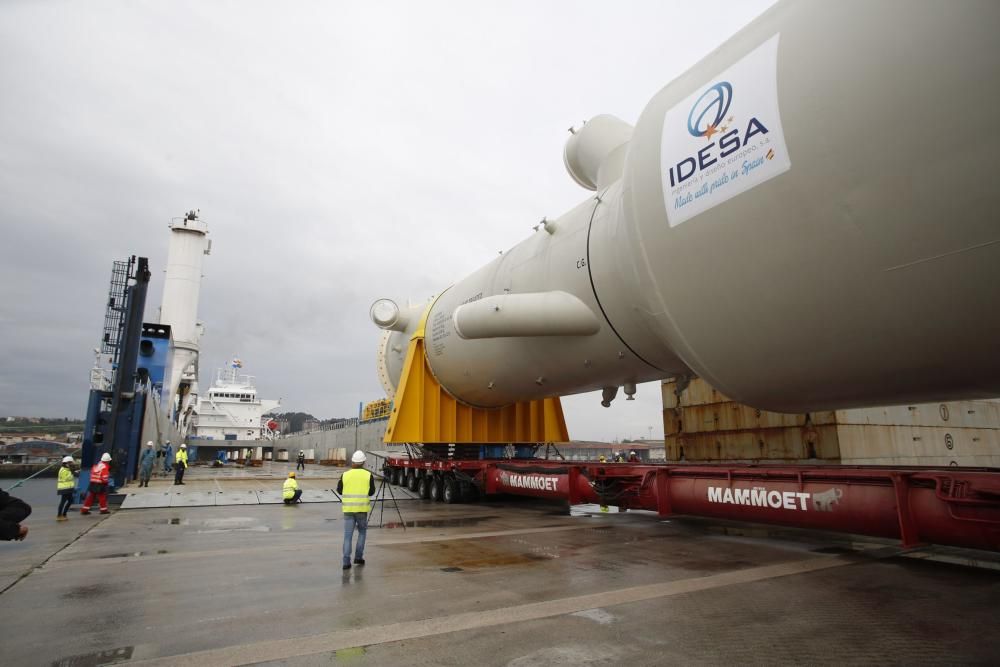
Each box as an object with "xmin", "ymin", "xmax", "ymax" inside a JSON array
[{"xmin": 368, "ymin": 455, "xmax": 406, "ymax": 530}]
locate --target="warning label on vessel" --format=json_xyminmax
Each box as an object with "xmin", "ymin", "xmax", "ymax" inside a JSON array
[
  {"xmin": 430, "ymin": 310, "xmax": 450, "ymax": 357},
  {"xmin": 661, "ymin": 34, "xmax": 790, "ymax": 227}
]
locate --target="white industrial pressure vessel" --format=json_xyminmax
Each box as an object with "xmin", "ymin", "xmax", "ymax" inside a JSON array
[{"xmin": 375, "ymin": 0, "xmax": 1000, "ymax": 413}]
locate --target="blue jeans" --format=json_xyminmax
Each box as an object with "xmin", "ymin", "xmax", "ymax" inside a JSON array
[{"xmin": 343, "ymin": 512, "xmax": 368, "ymax": 565}]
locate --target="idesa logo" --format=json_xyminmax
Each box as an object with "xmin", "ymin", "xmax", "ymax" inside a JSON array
[
  {"xmin": 687, "ymin": 82, "xmax": 732, "ymax": 138},
  {"xmin": 667, "ymin": 81, "xmax": 770, "ymax": 188}
]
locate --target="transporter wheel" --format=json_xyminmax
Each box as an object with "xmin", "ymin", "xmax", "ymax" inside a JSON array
[
  {"xmin": 429, "ymin": 476, "xmax": 443, "ymax": 502},
  {"xmin": 417, "ymin": 475, "xmax": 432, "ymax": 500},
  {"xmin": 442, "ymin": 478, "xmax": 458, "ymax": 504},
  {"xmin": 391, "ymin": 468, "xmax": 402, "ymax": 485},
  {"xmin": 407, "ymin": 471, "xmax": 419, "ymax": 492}
]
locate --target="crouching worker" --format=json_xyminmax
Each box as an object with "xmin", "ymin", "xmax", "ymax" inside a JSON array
[
  {"xmin": 283, "ymin": 471, "xmax": 302, "ymax": 505},
  {"xmin": 81, "ymin": 452, "xmax": 112, "ymax": 515}
]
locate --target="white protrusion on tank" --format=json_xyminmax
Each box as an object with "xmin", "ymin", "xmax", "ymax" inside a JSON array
[
  {"xmin": 563, "ymin": 115, "xmax": 633, "ymax": 191},
  {"xmin": 370, "ymin": 298, "xmax": 409, "ymax": 332},
  {"xmin": 453, "ymin": 291, "xmax": 600, "ymax": 339}
]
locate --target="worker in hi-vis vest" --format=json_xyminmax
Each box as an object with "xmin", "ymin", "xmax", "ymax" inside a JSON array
[
  {"xmin": 56, "ymin": 456, "xmax": 78, "ymax": 520},
  {"xmin": 174, "ymin": 444, "xmax": 188, "ymax": 485},
  {"xmin": 283, "ymin": 471, "xmax": 302, "ymax": 505},
  {"xmin": 336, "ymin": 450, "xmax": 375, "ymax": 570}
]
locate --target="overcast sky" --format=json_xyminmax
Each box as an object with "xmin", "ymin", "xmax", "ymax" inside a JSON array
[{"xmin": 0, "ymin": 0, "xmax": 775, "ymax": 441}]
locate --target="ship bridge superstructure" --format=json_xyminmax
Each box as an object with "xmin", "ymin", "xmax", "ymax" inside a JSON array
[{"xmin": 192, "ymin": 365, "xmax": 280, "ymax": 442}]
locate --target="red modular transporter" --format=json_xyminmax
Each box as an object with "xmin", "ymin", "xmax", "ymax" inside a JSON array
[{"xmin": 383, "ymin": 456, "xmax": 1000, "ymax": 552}]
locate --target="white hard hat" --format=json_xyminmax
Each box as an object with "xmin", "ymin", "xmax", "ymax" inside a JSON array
[
  {"xmin": 146, "ymin": 441, "xmax": 154, "ymax": 447},
  {"xmin": 101, "ymin": 453, "xmax": 112, "ymax": 462},
  {"xmin": 180, "ymin": 444, "xmax": 187, "ymax": 448},
  {"xmin": 62, "ymin": 456, "xmax": 74, "ymax": 463},
  {"xmin": 351, "ymin": 450, "xmax": 366, "ymax": 464}
]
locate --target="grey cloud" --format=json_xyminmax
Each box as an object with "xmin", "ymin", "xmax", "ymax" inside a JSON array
[{"xmin": 0, "ymin": 0, "xmax": 776, "ymax": 440}]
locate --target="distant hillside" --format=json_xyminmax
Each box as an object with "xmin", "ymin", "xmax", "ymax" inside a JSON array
[{"xmin": 1, "ymin": 417, "xmax": 85, "ymax": 434}]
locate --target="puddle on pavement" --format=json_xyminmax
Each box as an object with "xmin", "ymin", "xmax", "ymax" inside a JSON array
[
  {"xmin": 196, "ymin": 516, "xmax": 270, "ymax": 533},
  {"xmin": 394, "ymin": 539, "xmax": 559, "ymax": 570},
  {"xmin": 377, "ymin": 515, "xmax": 502, "ymax": 529},
  {"xmin": 811, "ymin": 546, "xmax": 856, "ymax": 555},
  {"xmin": 61, "ymin": 583, "xmax": 113, "ymax": 600},
  {"xmin": 52, "ymin": 646, "xmax": 134, "ymax": 667},
  {"xmin": 151, "ymin": 518, "xmax": 186, "ymax": 525},
  {"xmin": 96, "ymin": 550, "xmax": 170, "ymax": 559}
]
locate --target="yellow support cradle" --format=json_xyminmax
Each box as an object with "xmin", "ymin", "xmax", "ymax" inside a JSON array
[{"xmin": 384, "ymin": 313, "xmax": 569, "ymax": 445}]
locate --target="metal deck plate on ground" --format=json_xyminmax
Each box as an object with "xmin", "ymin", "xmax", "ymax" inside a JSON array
[
  {"xmin": 255, "ymin": 490, "xmax": 285, "ymax": 504},
  {"xmin": 214, "ymin": 490, "xmax": 260, "ymax": 505},
  {"xmin": 168, "ymin": 491, "xmax": 217, "ymax": 507},
  {"xmin": 120, "ymin": 492, "xmax": 173, "ymax": 509},
  {"xmin": 378, "ymin": 486, "xmax": 421, "ymax": 501},
  {"xmin": 300, "ymin": 489, "xmax": 339, "ymax": 503}
]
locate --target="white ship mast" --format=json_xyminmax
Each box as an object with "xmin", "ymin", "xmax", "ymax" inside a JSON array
[{"xmin": 160, "ymin": 209, "xmax": 210, "ymax": 436}]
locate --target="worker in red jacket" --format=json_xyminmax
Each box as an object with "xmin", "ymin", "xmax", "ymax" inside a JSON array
[{"xmin": 81, "ymin": 452, "xmax": 113, "ymax": 515}]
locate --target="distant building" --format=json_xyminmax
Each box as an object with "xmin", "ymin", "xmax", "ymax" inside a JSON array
[
  {"xmin": 0, "ymin": 440, "xmax": 76, "ymax": 464},
  {"xmin": 2, "ymin": 433, "xmax": 63, "ymax": 443}
]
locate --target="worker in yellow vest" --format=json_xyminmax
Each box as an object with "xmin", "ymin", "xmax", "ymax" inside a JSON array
[
  {"xmin": 283, "ymin": 471, "xmax": 302, "ymax": 504},
  {"xmin": 174, "ymin": 444, "xmax": 188, "ymax": 485},
  {"xmin": 56, "ymin": 456, "xmax": 78, "ymax": 521},
  {"xmin": 336, "ymin": 450, "xmax": 375, "ymax": 570}
]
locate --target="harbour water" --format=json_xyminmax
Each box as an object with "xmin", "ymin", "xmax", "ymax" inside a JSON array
[{"xmin": 3, "ymin": 477, "xmax": 59, "ymax": 513}]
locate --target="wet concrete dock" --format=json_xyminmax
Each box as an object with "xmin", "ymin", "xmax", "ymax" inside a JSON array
[{"xmin": 3, "ymin": 466, "xmax": 1000, "ymax": 666}]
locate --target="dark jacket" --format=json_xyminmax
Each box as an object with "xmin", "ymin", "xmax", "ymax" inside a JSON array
[{"xmin": 0, "ymin": 490, "xmax": 32, "ymax": 541}]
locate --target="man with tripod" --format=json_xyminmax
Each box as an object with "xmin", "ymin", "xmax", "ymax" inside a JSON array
[{"xmin": 337, "ymin": 450, "xmax": 375, "ymax": 570}]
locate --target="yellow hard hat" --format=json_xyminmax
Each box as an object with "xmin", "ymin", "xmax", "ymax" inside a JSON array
[{"xmin": 288, "ymin": 471, "xmax": 296, "ymax": 478}]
